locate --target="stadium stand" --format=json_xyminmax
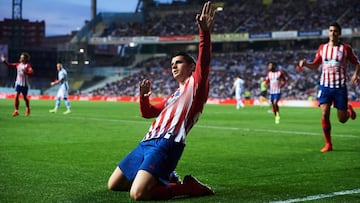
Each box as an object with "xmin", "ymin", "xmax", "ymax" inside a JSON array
[
  {"xmin": 78, "ymin": 0, "xmax": 360, "ymax": 101},
  {"xmin": 90, "ymin": 0, "xmax": 360, "ymax": 37},
  {"xmin": 3, "ymin": 0, "xmax": 358, "ymax": 101},
  {"xmin": 87, "ymin": 49, "xmax": 325, "ymax": 100}
]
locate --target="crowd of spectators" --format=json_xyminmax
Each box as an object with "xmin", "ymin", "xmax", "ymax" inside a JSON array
[
  {"xmin": 99, "ymin": 0, "xmax": 360, "ymax": 37},
  {"xmin": 88, "ymin": 0, "xmax": 360, "ymax": 101},
  {"xmin": 89, "ymin": 49, "xmax": 360, "ymax": 101}
]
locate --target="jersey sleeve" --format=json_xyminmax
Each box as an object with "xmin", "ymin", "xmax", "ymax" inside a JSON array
[
  {"xmin": 345, "ymin": 44, "xmax": 360, "ymax": 65},
  {"xmin": 2, "ymin": 61, "xmax": 18, "ymax": 68},
  {"xmin": 192, "ymin": 29, "xmax": 211, "ymax": 103},
  {"xmin": 140, "ymin": 95, "xmax": 167, "ymax": 119},
  {"xmin": 312, "ymin": 44, "xmax": 324, "ymax": 65},
  {"xmin": 25, "ymin": 64, "xmax": 34, "ymax": 75}
]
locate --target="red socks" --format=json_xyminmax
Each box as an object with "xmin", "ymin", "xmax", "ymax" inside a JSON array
[
  {"xmin": 149, "ymin": 182, "xmax": 186, "ymax": 200},
  {"xmin": 321, "ymin": 118, "xmax": 331, "ymax": 146},
  {"xmin": 14, "ymin": 99, "xmax": 19, "ymax": 110}
]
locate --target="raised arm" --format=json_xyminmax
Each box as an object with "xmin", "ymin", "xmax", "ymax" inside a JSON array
[
  {"xmin": 196, "ymin": 1, "xmax": 216, "ymax": 32},
  {"xmin": 193, "ymin": 1, "xmax": 216, "ymax": 101},
  {"xmin": 194, "ymin": 2, "xmax": 216, "ymax": 75}
]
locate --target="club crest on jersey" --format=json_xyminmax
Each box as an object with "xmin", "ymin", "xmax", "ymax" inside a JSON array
[
  {"xmin": 336, "ymin": 50, "xmax": 343, "ymax": 58},
  {"xmin": 166, "ymin": 89, "xmax": 181, "ymax": 106}
]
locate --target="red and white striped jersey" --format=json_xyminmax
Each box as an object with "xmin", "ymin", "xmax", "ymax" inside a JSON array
[
  {"xmin": 3, "ymin": 61, "xmax": 33, "ymax": 87},
  {"xmin": 266, "ymin": 70, "xmax": 286, "ymax": 94},
  {"xmin": 140, "ymin": 30, "xmax": 211, "ymax": 144},
  {"xmin": 314, "ymin": 43, "xmax": 360, "ymax": 88}
]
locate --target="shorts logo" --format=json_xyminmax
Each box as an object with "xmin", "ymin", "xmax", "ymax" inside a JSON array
[{"xmin": 149, "ymin": 164, "xmax": 156, "ymax": 170}]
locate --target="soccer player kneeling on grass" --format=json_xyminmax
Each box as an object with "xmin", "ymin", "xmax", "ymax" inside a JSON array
[{"xmin": 107, "ymin": 1, "xmax": 216, "ymax": 201}]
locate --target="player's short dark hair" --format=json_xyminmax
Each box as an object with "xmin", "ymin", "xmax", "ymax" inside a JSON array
[
  {"xmin": 329, "ymin": 22, "xmax": 341, "ymax": 34},
  {"xmin": 269, "ymin": 61, "xmax": 277, "ymax": 66},
  {"xmin": 173, "ymin": 51, "xmax": 196, "ymax": 65},
  {"xmin": 21, "ymin": 52, "xmax": 30, "ymax": 62}
]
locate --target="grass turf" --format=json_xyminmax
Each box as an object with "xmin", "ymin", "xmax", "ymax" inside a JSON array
[{"xmin": 0, "ymin": 99, "xmax": 359, "ymax": 202}]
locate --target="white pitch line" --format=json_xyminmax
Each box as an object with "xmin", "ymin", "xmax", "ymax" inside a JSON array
[
  {"xmin": 195, "ymin": 125, "xmax": 358, "ymax": 138},
  {"xmin": 252, "ymin": 128, "xmax": 358, "ymax": 138},
  {"xmin": 45, "ymin": 115, "xmax": 359, "ymax": 138},
  {"xmin": 269, "ymin": 188, "xmax": 360, "ymax": 203}
]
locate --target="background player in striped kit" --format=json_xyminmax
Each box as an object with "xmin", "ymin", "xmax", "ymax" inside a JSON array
[
  {"xmin": 297, "ymin": 22, "xmax": 359, "ymax": 152},
  {"xmin": 49, "ymin": 63, "xmax": 71, "ymax": 114},
  {"xmin": 107, "ymin": 1, "xmax": 216, "ymax": 201},
  {"xmin": 265, "ymin": 61, "xmax": 287, "ymax": 124},
  {"xmin": 1, "ymin": 52, "xmax": 33, "ymax": 116}
]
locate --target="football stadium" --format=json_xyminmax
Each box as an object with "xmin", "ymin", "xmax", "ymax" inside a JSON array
[{"xmin": 1, "ymin": 0, "xmax": 360, "ymax": 202}]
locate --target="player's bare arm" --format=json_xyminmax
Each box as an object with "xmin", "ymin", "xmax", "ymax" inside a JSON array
[
  {"xmin": 350, "ymin": 64, "xmax": 360, "ymax": 84},
  {"xmin": 50, "ymin": 80, "xmax": 57, "ymax": 86},
  {"xmin": 297, "ymin": 58, "xmax": 319, "ymax": 70}
]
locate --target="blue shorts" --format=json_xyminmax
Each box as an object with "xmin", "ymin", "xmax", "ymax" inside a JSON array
[
  {"xmin": 118, "ymin": 137, "xmax": 185, "ymax": 185},
  {"xmin": 317, "ymin": 85, "xmax": 348, "ymax": 110},
  {"xmin": 15, "ymin": 85, "xmax": 28, "ymax": 96},
  {"xmin": 269, "ymin": 93, "xmax": 281, "ymax": 103}
]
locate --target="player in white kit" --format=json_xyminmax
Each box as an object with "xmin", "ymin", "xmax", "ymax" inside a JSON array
[
  {"xmin": 232, "ymin": 76, "xmax": 245, "ymax": 109},
  {"xmin": 49, "ymin": 63, "xmax": 71, "ymax": 114}
]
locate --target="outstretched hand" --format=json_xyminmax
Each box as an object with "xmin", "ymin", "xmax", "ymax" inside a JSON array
[
  {"xmin": 196, "ymin": 1, "xmax": 216, "ymax": 32},
  {"xmin": 296, "ymin": 59, "xmax": 306, "ymax": 71},
  {"xmin": 139, "ymin": 79, "xmax": 152, "ymax": 97}
]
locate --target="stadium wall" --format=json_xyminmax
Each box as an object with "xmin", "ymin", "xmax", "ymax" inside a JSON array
[
  {"xmin": 88, "ymin": 28, "xmax": 358, "ymax": 45},
  {"xmin": 1, "ymin": 93, "xmax": 360, "ymax": 108}
]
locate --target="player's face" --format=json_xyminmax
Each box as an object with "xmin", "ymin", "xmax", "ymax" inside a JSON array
[
  {"xmin": 56, "ymin": 63, "xmax": 62, "ymax": 71},
  {"xmin": 328, "ymin": 26, "xmax": 340, "ymax": 42},
  {"xmin": 19, "ymin": 54, "xmax": 26, "ymax": 63},
  {"xmin": 171, "ymin": 55, "xmax": 194, "ymax": 84},
  {"xmin": 268, "ymin": 63, "xmax": 276, "ymax": 71}
]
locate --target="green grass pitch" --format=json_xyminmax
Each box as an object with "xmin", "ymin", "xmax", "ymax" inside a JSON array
[{"xmin": 0, "ymin": 99, "xmax": 359, "ymax": 202}]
